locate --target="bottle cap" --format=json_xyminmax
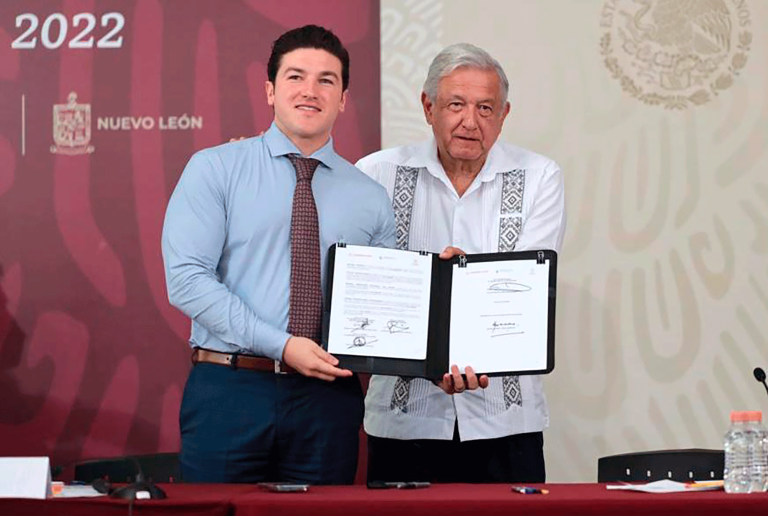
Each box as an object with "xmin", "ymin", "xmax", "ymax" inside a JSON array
[
  {"xmin": 730, "ymin": 411, "xmax": 749, "ymax": 422},
  {"xmin": 730, "ymin": 410, "xmax": 762, "ymax": 422}
]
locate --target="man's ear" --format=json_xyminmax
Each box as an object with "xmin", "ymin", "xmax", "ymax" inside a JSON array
[
  {"xmin": 501, "ymin": 101, "xmax": 511, "ymax": 123},
  {"xmin": 421, "ymin": 91, "xmax": 434, "ymax": 125},
  {"xmin": 339, "ymin": 89, "xmax": 348, "ymax": 113},
  {"xmin": 265, "ymin": 81, "xmax": 275, "ymax": 106}
]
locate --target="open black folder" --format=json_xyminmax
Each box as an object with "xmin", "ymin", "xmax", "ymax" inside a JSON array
[{"xmin": 322, "ymin": 244, "xmax": 557, "ymax": 378}]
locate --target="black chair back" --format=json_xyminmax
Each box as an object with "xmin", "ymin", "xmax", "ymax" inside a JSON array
[
  {"xmin": 74, "ymin": 453, "xmax": 181, "ymax": 483},
  {"xmin": 597, "ymin": 449, "xmax": 724, "ymax": 483}
]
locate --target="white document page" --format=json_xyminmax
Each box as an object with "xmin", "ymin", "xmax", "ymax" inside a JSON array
[
  {"xmin": 449, "ymin": 259, "xmax": 550, "ymax": 374},
  {"xmin": 327, "ymin": 245, "xmax": 432, "ymax": 359},
  {"xmin": 606, "ymin": 479, "xmax": 722, "ymax": 493}
]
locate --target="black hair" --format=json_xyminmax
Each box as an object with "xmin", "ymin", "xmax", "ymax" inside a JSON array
[{"xmin": 267, "ymin": 25, "xmax": 349, "ymax": 91}]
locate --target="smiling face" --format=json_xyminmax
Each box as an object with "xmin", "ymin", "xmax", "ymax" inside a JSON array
[
  {"xmin": 422, "ymin": 67, "xmax": 510, "ymax": 170},
  {"xmin": 265, "ymin": 47, "xmax": 347, "ymax": 155}
]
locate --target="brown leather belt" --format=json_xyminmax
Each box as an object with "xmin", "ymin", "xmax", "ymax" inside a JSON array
[{"xmin": 191, "ymin": 348, "xmax": 296, "ymax": 374}]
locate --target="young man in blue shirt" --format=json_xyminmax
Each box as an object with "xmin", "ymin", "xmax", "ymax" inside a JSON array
[{"xmin": 162, "ymin": 25, "xmax": 396, "ymax": 484}]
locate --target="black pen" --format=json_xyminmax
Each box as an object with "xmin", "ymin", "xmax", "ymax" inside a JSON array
[
  {"xmin": 367, "ymin": 481, "xmax": 431, "ymax": 489},
  {"xmin": 395, "ymin": 481, "xmax": 430, "ymax": 489}
]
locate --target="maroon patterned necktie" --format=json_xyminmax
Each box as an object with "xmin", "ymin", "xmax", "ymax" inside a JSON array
[{"xmin": 286, "ymin": 154, "xmax": 323, "ymax": 343}]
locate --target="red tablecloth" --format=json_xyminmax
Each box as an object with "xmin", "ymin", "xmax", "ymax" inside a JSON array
[
  {"xmin": 233, "ymin": 483, "xmax": 768, "ymax": 516},
  {"xmin": 1, "ymin": 483, "xmax": 767, "ymax": 516},
  {"xmin": 0, "ymin": 483, "xmax": 254, "ymax": 516}
]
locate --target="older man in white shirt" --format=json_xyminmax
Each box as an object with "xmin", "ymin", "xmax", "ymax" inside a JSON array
[{"xmin": 356, "ymin": 43, "xmax": 566, "ymax": 484}]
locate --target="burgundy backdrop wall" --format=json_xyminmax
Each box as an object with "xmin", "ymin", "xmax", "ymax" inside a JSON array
[{"xmin": 0, "ymin": 0, "xmax": 380, "ymax": 478}]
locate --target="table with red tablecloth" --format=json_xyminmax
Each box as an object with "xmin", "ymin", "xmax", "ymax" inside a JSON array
[
  {"xmin": 233, "ymin": 483, "xmax": 768, "ymax": 516},
  {"xmin": 1, "ymin": 483, "xmax": 767, "ymax": 516}
]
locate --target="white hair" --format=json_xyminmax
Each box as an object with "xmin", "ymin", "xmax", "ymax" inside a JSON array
[{"xmin": 422, "ymin": 43, "xmax": 510, "ymax": 103}]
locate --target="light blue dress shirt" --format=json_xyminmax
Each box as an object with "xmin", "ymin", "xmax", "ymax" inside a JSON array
[{"xmin": 162, "ymin": 123, "xmax": 396, "ymax": 360}]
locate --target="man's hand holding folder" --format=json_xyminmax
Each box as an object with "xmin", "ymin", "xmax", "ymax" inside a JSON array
[{"xmin": 435, "ymin": 364, "xmax": 490, "ymax": 394}]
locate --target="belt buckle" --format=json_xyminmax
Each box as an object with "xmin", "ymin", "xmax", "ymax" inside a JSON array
[{"xmin": 274, "ymin": 360, "xmax": 289, "ymax": 375}]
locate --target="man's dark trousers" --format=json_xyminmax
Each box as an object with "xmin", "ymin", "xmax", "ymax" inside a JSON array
[{"xmin": 180, "ymin": 362, "xmax": 363, "ymax": 484}]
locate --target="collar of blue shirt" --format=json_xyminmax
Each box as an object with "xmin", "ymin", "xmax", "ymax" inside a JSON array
[{"xmin": 263, "ymin": 122, "xmax": 342, "ymax": 172}]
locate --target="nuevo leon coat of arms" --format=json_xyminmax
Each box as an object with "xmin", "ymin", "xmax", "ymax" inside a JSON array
[
  {"xmin": 600, "ymin": 0, "xmax": 752, "ymax": 109},
  {"xmin": 51, "ymin": 91, "xmax": 95, "ymax": 155}
]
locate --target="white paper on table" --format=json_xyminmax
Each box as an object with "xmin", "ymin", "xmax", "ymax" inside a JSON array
[
  {"xmin": 449, "ymin": 259, "xmax": 550, "ymax": 374},
  {"xmin": 56, "ymin": 485, "xmax": 106, "ymax": 498},
  {"xmin": 327, "ymin": 245, "xmax": 432, "ymax": 360},
  {"xmin": 606, "ymin": 480, "xmax": 722, "ymax": 493}
]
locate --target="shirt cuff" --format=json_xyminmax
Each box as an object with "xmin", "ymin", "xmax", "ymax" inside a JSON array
[{"xmin": 257, "ymin": 326, "xmax": 292, "ymax": 362}]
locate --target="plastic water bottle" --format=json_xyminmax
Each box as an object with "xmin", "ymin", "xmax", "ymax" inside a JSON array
[
  {"xmin": 724, "ymin": 411, "xmax": 754, "ymax": 493},
  {"xmin": 752, "ymin": 412, "xmax": 768, "ymax": 492}
]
